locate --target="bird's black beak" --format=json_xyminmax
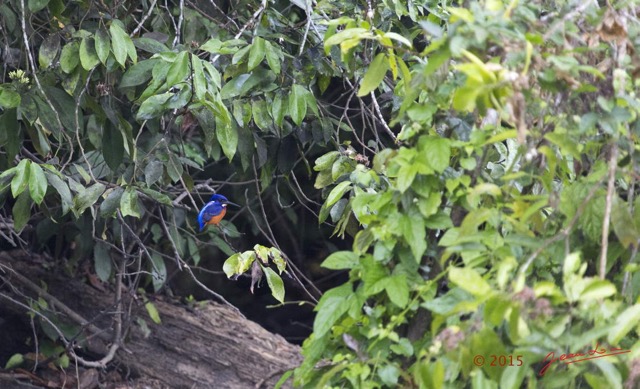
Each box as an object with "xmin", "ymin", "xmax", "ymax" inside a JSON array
[{"xmin": 224, "ymin": 201, "xmax": 240, "ymax": 207}]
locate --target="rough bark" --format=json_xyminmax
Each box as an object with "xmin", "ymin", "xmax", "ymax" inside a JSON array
[{"xmin": 0, "ymin": 252, "xmax": 301, "ymax": 389}]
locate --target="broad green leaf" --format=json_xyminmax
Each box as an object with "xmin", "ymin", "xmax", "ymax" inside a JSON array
[
  {"xmin": 145, "ymin": 160, "xmax": 164, "ymax": 186},
  {"xmin": 11, "ymin": 159, "xmax": 31, "ymax": 198},
  {"xmin": 4, "ymin": 353, "xmax": 24, "ymax": 370},
  {"xmin": 95, "ymin": 28, "xmax": 111, "ymax": 64},
  {"xmin": 357, "ymin": 53, "xmax": 389, "ymax": 97},
  {"xmin": 289, "ymin": 84, "xmax": 307, "ymax": 126},
  {"xmin": 272, "ymin": 93, "xmax": 286, "ymax": 127},
  {"xmin": 315, "ymin": 151, "xmax": 340, "ymax": 171},
  {"xmin": 264, "ymin": 41, "xmax": 281, "ymax": 74},
  {"xmin": 39, "ymin": 34, "xmax": 60, "ymax": 69},
  {"xmin": 149, "ymin": 253, "xmax": 167, "ymax": 292},
  {"xmin": 12, "ymin": 191, "xmax": 31, "ymax": 231},
  {"xmin": 99, "ymin": 187, "xmax": 124, "ymax": 217},
  {"xmin": 73, "ymin": 182, "xmax": 106, "ymax": 215},
  {"xmin": 120, "ymin": 59, "xmax": 157, "ymax": 88},
  {"xmin": 60, "ymin": 42, "xmax": 80, "ymax": 73},
  {"xmin": 579, "ymin": 279, "xmax": 616, "ymax": 301},
  {"xmin": 263, "ymin": 266, "xmax": 285, "ymax": 303},
  {"xmin": 324, "ymin": 28, "xmax": 368, "ymax": 50},
  {"xmin": 166, "ymin": 51, "xmax": 189, "ymax": 87},
  {"xmin": 449, "ymin": 267, "xmax": 492, "ymax": 297},
  {"xmin": 45, "ymin": 171, "xmax": 72, "ymax": 214},
  {"xmin": 93, "ymin": 242, "xmax": 112, "ymax": 282},
  {"xmin": 28, "ymin": 163, "xmax": 47, "ymax": 205},
  {"xmin": 145, "ymin": 301, "xmax": 161, "ymax": 324},
  {"xmin": 103, "ymin": 124, "xmax": 124, "ymax": 170},
  {"xmin": 79, "ymin": 37, "xmax": 100, "ymax": 70},
  {"xmin": 248, "ymin": 37, "xmax": 266, "ymax": 71},
  {"xmin": 325, "ymin": 181, "xmax": 351, "ymax": 208},
  {"xmin": 419, "ymin": 136, "xmax": 451, "ymax": 173},
  {"xmin": 608, "ymin": 304, "xmax": 640, "ymax": 344},
  {"xmin": 136, "ymin": 92, "xmax": 172, "ymax": 120},
  {"xmin": 120, "ymin": 187, "xmax": 141, "ymax": 218},
  {"xmin": 139, "ymin": 188, "xmax": 172, "ymax": 205},
  {"xmin": 28, "ymin": 0, "xmax": 49, "ymax": 12},
  {"xmin": 216, "ymin": 108, "xmax": 238, "ymax": 161},
  {"xmin": 321, "ymin": 251, "xmax": 359, "ymax": 270},
  {"xmin": 385, "ymin": 275, "xmax": 409, "ymax": 308},
  {"xmin": 109, "ymin": 22, "xmax": 129, "ymax": 66},
  {"xmin": 313, "ymin": 283, "xmax": 352, "ymax": 337},
  {"xmin": 611, "ymin": 196, "xmax": 639, "ymax": 248},
  {"xmin": 403, "ymin": 214, "xmax": 426, "ymax": 262},
  {"xmin": 0, "ymin": 89, "xmax": 20, "ymax": 109},
  {"xmin": 133, "ymin": 37, "xmax": 169, "ymax": 54},
  {"xmin": 191, "ymin": 55, "xmax": 206, "ymax": 101},
  {"xmin": 223, "ymin": 251, "xmax": 256, "ymax": 277}
]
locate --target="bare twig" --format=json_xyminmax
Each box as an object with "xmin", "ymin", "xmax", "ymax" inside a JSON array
[
  {"xmin": 172, "ymin": 0, "xmax": 185, "ymax": 47},
  {"xmin": 370, "ymin": 91, "xmax": 396, "ymax": 142},
  {"xmin": 600, "ymin": 143, "xmax": 618, "ymax": 279},
  {"xmin": 131, "ymin": 0, "xmax": 158, "ymax": 36}
]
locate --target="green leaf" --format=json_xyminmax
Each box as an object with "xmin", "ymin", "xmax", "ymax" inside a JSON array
[
  {"xmin": 136, "ymin": 92, "xmax": 172, "ymax": 120},
  {"xmin": 93, "ymin": 242, "xmax": 112, "ymax": 282},
  {"xmin": 419, "ymin": 136, "xmax": 451, "ymax": 173},
  {"xmin": 73, "ymin": 183, "xmax": 106, "ymax": 215},
  {"xmin": 99, "ymin": 187, "xmax": 124, "ymax": 217},
  {"xmin": 449, "ymin": 267, "xmax": 492, "ymax": 297},
  {"xmin": 166, "ymin": 51, "xmax": 189, "ymax": 87},
  {"xmin": 264, "ymin": 41, "xmax": 281, "ymax": 74},
  {"xmin": 103, "ymin": 124, "xmax": 124, "ymax": 170},
  {"xmin": 313, "ymin": 283, "xmax": 352, "ymax": 337},
  {"xmin": 0, "ymin": 89, "xmax": 21, "ymax": 109},
  {"xmin": 378, "ymin": 364, "xmax": 401, "ymax": 386},
  {"xmin": 109, "ymin": 22, "xmax": 129, "ymax": 66},
  {"xmin": 133, "ymin": 37, "xmax": 169, "ymax": 54},
  {"xmin": 120, "ymin": 59, "xmax": 157, "ymax": 88},
  {"xmin": 263, "ymin": 266, "xmax": 285, "ymax": 304},
  {"xmin": 120, "ymin": 187, "xmax": 141, "ymax": 218},
  {"xmin": 79, "ymin": 37, "xmax": 100, "ymax": 71},
  {"xmin": 145, "ymin": 301, "xmax": 162, "ymax": 324},
  {"xmin": 321, "ymin": 251, "xmax": 359, "ymax": 270},
  {"xmin": 403, "ymin": 214, "xmax": 426, "ymax": 262},
  {"xmin": 11, "ymin": 159, "xmax": 31, "ymax": 198},
  {"xmin": 385, "ymin": 275, "xmax": 409, "ymax": 308},
  {"xmin": 214, "ymin": 109, "xmax": 238, "ymax": 161},
  {"xmin": 12, "ymin": 191, "xmax": 31, "ymax": 231},
  {"xmin": 95, "ymin": 28, "xmax": 111, "ymax": 64},
  {"xmin": 611, "ymin": 196, "xmax": 639, "ymax": 248},
  {"xmin": 45, "ymin": 171, "xmax": 72, "ymax": 214},
  {"xmin": 248, "ymin": 37, "xmax": 266, "ymax": 71},
  {"xmin": 289, "ymin": 84, "xmax": 307, "ymax": 126},
  {"xmin": 191, "ymin": 54, "xmax": 206, "ymax": 101},
  {"xmin": 149, "ymin": 253, "xmax": 167, "ymax": 292},
  {"xmin": 579, "ymin": 279, "xmax": 616, "ymax": 301},
  {"xmin": 28, "ymin": 163, "xmax": 47, "ymax": 205},
  {"xmin": 4, "ymin": 353, "xmax": 24, "ymax": 370},
  {"xmin": 60, "ymin": 42, "xmax": 80, "ymax": 73},
  {"xmin": 608, "ymin": 304, "xmax": 640, "ymax": 344},
  {"xmin": 145, "ymin": 160, "xmax": 164, "ymax": 187},
  {"xmin": 38, "ymin": 33, "xmax": 60, "ymax": 69},
  {"xmin": 326, "ymin": 181, "xmax": 351, "ymax": 208},
  {"xmin": 315, "ymin": 151, "xmax": 340, "ymax": 171},
  {"xmin": 28, "ymin": 0, "xmax": 49, "ymax": 12},
  {"xmin": 223, "ymin": 251, "xmax": 256, "ymax": 277},
  {"xmin": 357, "ymin": 53, "xmax": 389, "ymax": 96}
]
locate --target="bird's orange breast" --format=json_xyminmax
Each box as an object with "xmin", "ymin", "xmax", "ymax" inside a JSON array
[{"xmin": 205, "ymin": 207, "xmax": 226, "ymax": 225}]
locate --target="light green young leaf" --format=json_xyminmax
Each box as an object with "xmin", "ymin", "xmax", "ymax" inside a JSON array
[
  {"xmin": 313, "ymin": 283, "xmax": 352, "ymax": 337},
  {"xmin": 385, "ymin": 275, "xmax": 409, "ymax": 308},
  {"xmin": 166, "ymin": 51, "xmax": 189, "ymax": 87},
  {"xmin": 321, "ymin": 251, "xmax": 359, "ymax": 270},
  {"xmin": 263, "ymin": 266, "xmax": 285, "ymax": 304},
  {"xmin": 325, "ymin": 181, "xmax": 351, "ymax": 208},
  {"xmin": 264, "ymin": 41, "xmax": 281, "ymax": 74},
  {"xmin": 608, "ymin": 304, "xmax": 640, "ymax": 344},
  {"xmin": 145, "ymin": 301, "xmax": 162, "ymax": 324},
  {"xmin": 4, "ymin": 353, "xmax": 24, "ymax": 370},
  {"xmin": 449, "ymin": 267, "xmax": 492, "ymax": 297},
  {"xmin": 357, "ymin": 53, "xmax": 389, "ymax": 97},
  {"xmin": 28, "ymin": 163, "xmax": 47, "ymax": 205}
]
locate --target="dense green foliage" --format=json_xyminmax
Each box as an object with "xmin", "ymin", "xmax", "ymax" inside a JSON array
[{"xmin": 2, "ymin": 0, "xmax": 640, "ymax": 387}]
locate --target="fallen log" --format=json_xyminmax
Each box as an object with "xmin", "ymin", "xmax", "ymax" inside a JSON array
[{"xmin": 0, "ymin": 251, "xmax": 302, "ymax": 388}]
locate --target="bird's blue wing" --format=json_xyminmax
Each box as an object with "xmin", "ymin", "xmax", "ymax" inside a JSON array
[{"xmin": 198, "ymin": 201, "xmax": 223, "ymax": 231}]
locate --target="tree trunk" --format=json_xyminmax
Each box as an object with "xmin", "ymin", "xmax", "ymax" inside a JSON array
[{"xmin": 0, "ymin": 252, "xmax": 302, "ymax": 389}]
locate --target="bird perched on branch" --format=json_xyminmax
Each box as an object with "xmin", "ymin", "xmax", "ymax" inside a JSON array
[{"xmin": 198, "ymin": 194, "xmax": 238, "ymax": 231}]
